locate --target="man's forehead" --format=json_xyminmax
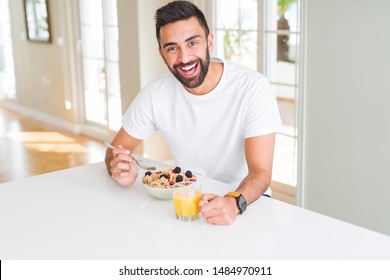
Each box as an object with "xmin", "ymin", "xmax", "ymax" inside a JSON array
[{"xmin": 159, "ymin": 17, "xmax": 205, "ymax": 42}]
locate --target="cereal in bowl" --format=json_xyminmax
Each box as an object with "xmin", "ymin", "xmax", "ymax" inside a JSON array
[{"xmin": 142, "ymin": 166, "xmax": 197, "ymax": 188}]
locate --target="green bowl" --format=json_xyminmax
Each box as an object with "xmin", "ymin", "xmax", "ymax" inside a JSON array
[{"xmin": 143, "ymin": 182, "xmax": 199, "ymax": 200}]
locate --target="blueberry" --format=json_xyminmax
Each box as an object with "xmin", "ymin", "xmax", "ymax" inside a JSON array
[
  {"xmin": 145, "ymin": 171, "xmax": 152, "ymax": 176},
  {"xmin": 185, "ymin": 170, "xmax": 193, "ymax": 178},
  {"xmin": 160, "ymin": 174, "xmax": 169, "ymax": 179},
  {"xmin": 176, "ymin": 175, "xmax": 183, "ymax": 182},
  {"xmin": 173, "ymin": 166, "xmax": 181, "ymax": 173}
]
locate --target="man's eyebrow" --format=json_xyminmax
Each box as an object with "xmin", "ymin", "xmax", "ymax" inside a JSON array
[
  {"xmin": 162, "ymin": 41, "xmax": 176, "ymax": 49},
  {"xmin": 162, "ymin": 35, "xmax": 201, "ymax": 49},
  {"xmin": 185, "ymin": 35, "xmax": 201, "ymax": 42}
]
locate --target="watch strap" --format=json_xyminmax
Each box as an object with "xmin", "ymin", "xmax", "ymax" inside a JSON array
[
  {"xmin": 225, "ymin": 192, "xmax": 245, "ymax": 214},
  {"xmin": 225, "ymin": 191, "xmax": 240, "ymax": 198}
]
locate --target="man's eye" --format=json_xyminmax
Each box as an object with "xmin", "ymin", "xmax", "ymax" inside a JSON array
[
  {"xmin": 190, "ymin": 41, "xmax": 198, "ymax": 47},
  {"xmin": 167, "ymin": 46, "xmax": 176, "ymax": 52}
]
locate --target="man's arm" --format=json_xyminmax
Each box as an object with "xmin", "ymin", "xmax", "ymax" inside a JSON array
[
  {"xmin": 105, "ymin": 127, "xmax": 142, "ymax": 186},
  {"xmin": 235, "ymin": 133, "xmax": 275, "ymax": 204},
  {"xmin": 199, "ymin": 133, "xmax": 276, "ymax": 224}
]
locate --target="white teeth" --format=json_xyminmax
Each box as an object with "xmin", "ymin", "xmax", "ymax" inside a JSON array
[{"xmin": 181, "ymin": 63, "xmax": 196, "ymax": 71}]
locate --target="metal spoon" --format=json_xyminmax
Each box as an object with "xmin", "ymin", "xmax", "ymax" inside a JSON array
[{"xmin": 104, "ymin": 141, "xmax": 156, "ymax": 170}]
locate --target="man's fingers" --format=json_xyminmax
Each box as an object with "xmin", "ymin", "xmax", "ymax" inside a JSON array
[
  {"xmin": 112, "ymin": 145, "xmax": 130, "ymax": 157},
  {"xmin": 200, "ymin": 193, "xmax": 217, "ymax": 202},
  {"xmin": 199, "ymin": 195, "xmax": 237, "ymax": 225},
  {"xmin": 199, "ymin": 195, "xmax": 223, "ymax": 213}
]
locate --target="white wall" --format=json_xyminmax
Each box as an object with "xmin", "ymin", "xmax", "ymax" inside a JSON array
[
  {"xmin": 7, "ymin": 0, "xmax": 76, "ymax": 125},
  {"xmin": 302, "ymin": 0, "xmax": 390, "ymax": 235},
  {"xmin": 117, "ymin": 0, "xmax": 141, "ymax": 113}
]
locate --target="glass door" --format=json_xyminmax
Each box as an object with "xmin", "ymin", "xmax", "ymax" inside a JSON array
[
  {"xmin": 214, "ymin": 0, "xmax": 258, "ymax": 70},
  {"xmin": 264, "ymin": 0, "xmax": 300, "ymax": 186},
  {"xmin": 213, "ymin": 0, "xmax": 301, "ymax": 188},
  {"xmin": 78, "ymin": 0, "xmax": 121, "ymax": 131}
]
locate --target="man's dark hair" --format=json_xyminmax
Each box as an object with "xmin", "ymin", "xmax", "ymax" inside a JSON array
[{"xmin": 155, "ymin": 0, "xmax": 210, "ymax": 48}]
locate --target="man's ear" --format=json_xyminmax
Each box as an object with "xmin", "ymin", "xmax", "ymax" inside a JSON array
[
  {"xmin": 207, "ymin": 32, "xmax": 215, "ymax": 53},
  {"xmin": 158, "ymin": 47, "xmax": 167, "ymax": 65}
]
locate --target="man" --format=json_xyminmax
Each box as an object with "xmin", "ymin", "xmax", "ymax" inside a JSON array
[{"xmin": 105, "ymin": 1, "xmax": 282, "ymax": 225}]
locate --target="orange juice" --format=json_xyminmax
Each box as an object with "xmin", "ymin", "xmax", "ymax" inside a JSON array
[{"xmin": 173, "ymin": 189, "xmax": 201, "ymax": 221}]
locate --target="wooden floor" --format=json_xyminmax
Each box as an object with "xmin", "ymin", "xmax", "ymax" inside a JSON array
[
  {"xmin": 0, "ymin": 106, "xmax": 296, "ymax": 205},
  {"xmin": 0, "ymin": 106, "xmax": 106, "ymax": 183}
]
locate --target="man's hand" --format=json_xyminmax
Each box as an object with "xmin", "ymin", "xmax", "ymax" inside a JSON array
[
  {"xmin": 199, "ymin": 193, "xmax": 239, "ymax": 225},
  {"xmin": 109, "ymin": 145, "xmax": 139, "ymax": 186}
]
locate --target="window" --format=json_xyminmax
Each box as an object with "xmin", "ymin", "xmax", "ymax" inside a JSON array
[
  {"xmin": 213, "ymin": 0, "xmax": 300, "ymax": 187},
  {"xmin": 0, "ymin": 0, "xmax": 16, "ymax": 100},
  {"xmin": 79, "ymin": 0, "xmax": 121, "ymax": 131},
  {"xmin": 214, "ymin": 0, "xmax": 258, "ymax": 70}
]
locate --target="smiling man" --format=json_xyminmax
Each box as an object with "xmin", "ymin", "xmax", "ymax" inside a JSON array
[{"xmin": 105, "ymin": 0, "xmax": 282, "ymax": 225}]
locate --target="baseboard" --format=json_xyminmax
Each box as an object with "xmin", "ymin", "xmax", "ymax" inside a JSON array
[
  {"xmin": 270, "ymin": 180, "xmax": 297, "ymax": 205},
  {"xmin": 0, "ymin": 100, "xmax": 119, "ymax": 143},
  {"xmin": 276, "ymin": 97, "xmax": 295, "ymax": 103},
  {"xmin": 0, "ymin": 100, "xmax": 80, "ymax": 134},
  {"xmin": 79, "ymin": 123, "xmax": 116, "ymax": 143}
]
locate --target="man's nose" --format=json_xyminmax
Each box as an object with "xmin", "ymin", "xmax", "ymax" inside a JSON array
[{"xmin": 178, "ymin": 48, "xmax": 192, "ymax": 64}]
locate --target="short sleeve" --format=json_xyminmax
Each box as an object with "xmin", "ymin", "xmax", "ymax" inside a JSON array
[
  {"xmin": 122, "ymin": 85, "xmax": 157, "ymax": 140},
  {"xmin": 244, "ymin": 77, "xmax": 283, "ymax": 138}
]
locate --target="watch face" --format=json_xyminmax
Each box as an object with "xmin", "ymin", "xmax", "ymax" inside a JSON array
[{"xmin": 238, "ymin": 195, "xmax": 247, "ymax": 213}]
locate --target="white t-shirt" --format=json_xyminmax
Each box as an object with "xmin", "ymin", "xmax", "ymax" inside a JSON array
[{"xmin": 122, "ymin": 58, "xmax": 282, "ymax": 191}]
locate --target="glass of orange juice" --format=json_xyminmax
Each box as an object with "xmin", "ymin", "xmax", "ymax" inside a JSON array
[{"xmin": 173, "ymin": 182, "xmax": 201, "ymax": 222}]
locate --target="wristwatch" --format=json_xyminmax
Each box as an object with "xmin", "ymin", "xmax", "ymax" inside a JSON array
[{"xmin": 225, "ymin": 192, "xmax": 247, "ymax": 214}]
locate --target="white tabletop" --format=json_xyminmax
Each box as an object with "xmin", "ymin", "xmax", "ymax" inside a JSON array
[{"xmin": 1, "ymin": 161, "xmax": 389, "ymax": 260}]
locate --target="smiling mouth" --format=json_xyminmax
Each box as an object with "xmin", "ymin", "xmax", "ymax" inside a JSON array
[{"xmin": 178, "ymin": 62, "xmax": 198, "ymax": 76}]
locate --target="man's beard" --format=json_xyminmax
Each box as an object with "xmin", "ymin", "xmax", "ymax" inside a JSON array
[{"xmin": 167, "ymin": 48, "xmax": 210, "ymax": 89}]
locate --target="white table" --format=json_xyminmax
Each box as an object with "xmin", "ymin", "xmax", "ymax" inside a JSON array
[{"xmin": 1, "ymin": 162, "xmax": 389, "ymax": 260}]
